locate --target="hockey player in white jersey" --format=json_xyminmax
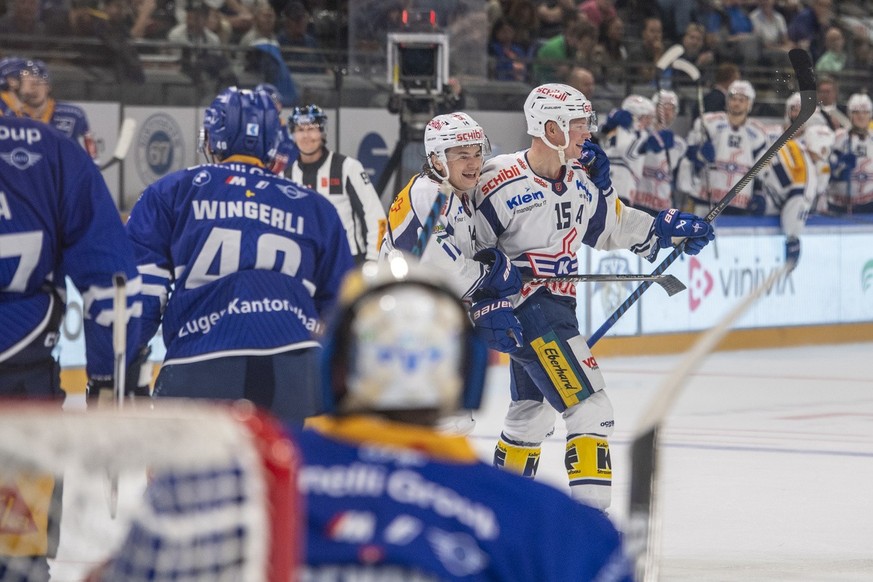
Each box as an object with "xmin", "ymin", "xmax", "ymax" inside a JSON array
[
  {"xmin": 380, "ymin": 112, "xmax": 523, "ymax": 354},
  {"xmin": 286, "ymin": 104, "xmax": 386, "ymax": 264},
  {"xmin": 474, "ymin": 83, "xmax": 715, "ymax": 509},
  {"xmin": 684, "ymin": 79, "xmax": 769, "ymax": 214},
  {"xmin": 757, "ymin": 123, "xmax": 834, "ymax": 270},
  {"xmin": 634, "ymin": 89, "xmax": 688, "ymax": 215},
  {"xmin": 126, "ymin": 87, "xmax": 354, "ymax": 426},
  {"xmin": 828, "ymin": 93, "xmax": 873, "ymax": 214},
  {"xmin": 601, "ymin": 94, "xmax": 655, "ymax": 206}
]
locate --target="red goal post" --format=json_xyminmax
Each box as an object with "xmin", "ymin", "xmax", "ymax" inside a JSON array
[{"xmin": 0, "ymin": 399, "xmax": 301, "ymax": 582}]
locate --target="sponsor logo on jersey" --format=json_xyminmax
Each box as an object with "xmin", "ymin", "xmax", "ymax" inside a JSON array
[
  {"xmin": 277, "ymin": 183, "xmax": 307, "ymax": 199},
  {"xmin": 54, "ymin": 116, "xmax": 75, "ymax": 137},
  {"xmin": 0, "ymin": 125, "xmax": 41, "ymax": 145},
  {"xmin": 192, "ymin": 170, "xmax": 211, "ymax": 186},
  {"xmin": 135, "ymin": 113, "xmax": 185, "ymax": 184},
  {"xmin": 0, "ymin": 148, "xmax": 42, "ymax": 170},
  {"xmin": 225, "ymin": 175, "xmax": 246, "ymax": 186},
  {"xmin": 505, "ymin": 190, "xmax": 544, "ymax": 210},
  {"xmin": 481, "ymin": 165, "xmax": 521, "ymax": 195}
]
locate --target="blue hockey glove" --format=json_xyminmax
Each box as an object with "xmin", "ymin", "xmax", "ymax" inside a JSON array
[
  {"xmin": 654, "ymin": 208, "xmax": 715, "ymax": 255},
  {"xmin": 469, "ymin": 298, "xmax": 524, "ymax": 354},
  {"xmin": 830, "ymin": 151, "xmax": 856, "ymax": 180},
  {"xmin": 601, "ymin": 109, "xmax": 633, "ymax": 133},
  {"xmin": 785, "ymin": 236, "xmax": 800, "ymax": 271},
  {"xmin": 658, "ymin": 129, "xmax": 675, "ymax": 150},
  {"xmin": 700, "ymin": 141, "xmax": 715, "ymax": 162},
  {"xmin": 689, "ymin": 141, "xmax": 715, "ymax": 172},
  {"xmin": 471, "ymin": 248, "xmax": 522, "ymax": 302},
  {"xmin": 641, "ymin": 133, "xmax": 663, "ymax": 153},
  {"xmin": 579, "ymin": 141, "xmax": 612, "ymax": 191}
]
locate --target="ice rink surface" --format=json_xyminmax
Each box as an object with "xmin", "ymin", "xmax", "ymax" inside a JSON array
[{"xmin": 470, "ymin": 341, "xmax": 873, "ymax": 581}]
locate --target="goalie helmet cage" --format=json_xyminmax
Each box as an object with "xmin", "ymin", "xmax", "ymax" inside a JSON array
[{"xmin": 0, "ymin": 400, "xmax": 300, "ymax": 582}]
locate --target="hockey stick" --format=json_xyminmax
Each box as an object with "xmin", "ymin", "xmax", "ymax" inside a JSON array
[
  {"xmin": 523, "ymin": 273, "xmax": 686, "ymax": 296},
  {"xmin": 410, "ymin": 179, "xmax": 452, "ymax": 257},
  {"xmin": 627, "ymin": 261, "xmax": 793, "ymax": 581},
  {"xmin": 587, "ymin": 48, "xmax": 816, "ymax": 348},
  {"xmin": 100, "ymin": 118, "xmax": 136, "ymax": 171},
  {"xmin": 655, "ymin": 44, "xmax": 684, "ymax": 76},
  {"xmin": 107, "ymin": 272, "xmax": 127, "ymax": 519}
]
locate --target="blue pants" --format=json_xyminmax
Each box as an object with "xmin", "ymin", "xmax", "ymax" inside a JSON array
[{"xmin": 155, "ymin": 348, "xmax": 322, "ymax": 426}]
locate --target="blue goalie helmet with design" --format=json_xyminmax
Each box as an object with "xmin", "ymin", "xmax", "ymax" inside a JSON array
[
  {"xmin": 201, "ymin": 86, "xmax": 280, "ymax": 164},
  {"xmin": 320, "ymin": 252, "xmax": 488, "ymax": 416}
]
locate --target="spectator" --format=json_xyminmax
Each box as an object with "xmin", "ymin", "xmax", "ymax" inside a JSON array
[
  {"xmin": 534, "ymin": 0, "xmax": 576, "ymax": 41},
  {"xmin": 64, "ymin": 0, "xmax": 146, "ymax": 83},
  {"xmin": 244, "ymin": 2, "xmax": 297, "ymax": 106},
  {"xmin": 504, "ymin": 0, "xmax": 540, "ymax": 54},
  {"xmin": 535, "ymin": 17, "xmax": 599, "ymax": 84},
  {"xmin": 204, "ymin": 5, "xmax": 233, "ymax": 43},
  {"xmin": 566, "ymin": 65, "xmax": 596, "ymax": 99},
  {"xmin": 239, "ymin": 1, "xmax": 277, "ymax": 46},
  {"xmin": 597, "ymin": 15, "xmax": 628, "ymax": 86},
  {"xmin": 815, "ymin": 25, "xmax": 847, "ymax": 73},
  {"xmin": 207, "ymin": 0, "xmax": 254, "ymax": 43},
  {"xmin": 627, "ymin": 15, "xmax": 665, "ymax": 82},
  {"xmin": 656, "ymin": 0, "xmax": 696, "ymax": 44},
  {"xmin": 701, "ymin": 61, "xmax": 740, "ymax": 115},
  {"xmin": 489, "ymin": 16, "xmax": 531, "ymax": 82},
  {"xmin": 787, "ymin": 0, "xmax": 833, "ymax": 61},
  {"xmin": 168, "ymin": 0, "xmax": 238, "ymax": 92},
  {"xmin": 277, "ymin": 1, "xmax": 327, "ymax": 74},
  {"xmin": 578, "ymin": 0, "xmax": 616, "ymax": 30},
  {"xmin": 704, "ymin": 0, "xmax": 758, "ymax": 65},
  {"xmin": 0, "ymin": 0, "xmax": 44, "ymax": 34},
  {"xmin": 127, "ymin": 0, "xmax": 178, "ymax": 40},
  {"xmin": 680, "ymin": 22, "xmax": 716, "ymax": 71},
  {"xmin": 750, "ymin": 0, "xmax": 794, "ymax": 66},
  {"xmin": 817, "ymin": 74, "xmax": 850, "ymax": 131}
]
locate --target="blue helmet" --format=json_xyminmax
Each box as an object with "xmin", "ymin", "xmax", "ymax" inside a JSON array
[
  {"xmin": 202, "ymin": 87, "xmax": 280, "ymax": 163},
  {"xmin": 0, "ymin": 56, "xmax": 26, "ymax": 89},
  {"xmin": 288, "ymin": 104, "xmax": 327, "ymax": 132},
  {"xmin": 254, "ymin": 83, "xmax": 282, "ymax": 111},
  {"xmin": 19, "ymin": 59, "xmax": 50, "ymax": 83}
]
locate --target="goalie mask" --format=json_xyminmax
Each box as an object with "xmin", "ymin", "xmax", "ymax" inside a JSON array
[
  {"xmin": 424, "ymin": 112, "xmax": 491, "ymax": 183},
  {"xmin": 201, "ymin": 86, "xmax": 280, "ymax": 164},
  {"xmin": 524, "ymin": 83, "xmax": 598, "ymax": 162},
  {"xmin": 320, "ymin": 253, "xmax": 488, "ymax": 416}
]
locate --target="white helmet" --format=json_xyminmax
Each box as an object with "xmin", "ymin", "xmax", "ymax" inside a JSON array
[
  {"xmin": 785, "ymin": 92, "xmax": 801, "ymax": 124},
  {"xmin": 320, "ymin": 253, "xmax": 487, "ymax": 415},
  {"xmin": 622, "ymin": 94, "xmax": 656, "ymax": 118},
  {"xmin": 847, "ymin": 93, "xmax": 873, "ymax": 113},
  {"xmin": 524, "ymin": 83, "xmax": 598, "ymax": 149},
  {"xmin": 652, "ymin": 90, "xmax": 678, "ymax": 109},
  {"xmin": 424, "ymin": 112, "xmax": 490, "ymax": 180},
  {"xmin": 728, "ymin": 80, "xmax": 756, "ymax": 111},
  {"xmin": 801, "ymin": 124, "xmax": 835, "ymax": 160}
]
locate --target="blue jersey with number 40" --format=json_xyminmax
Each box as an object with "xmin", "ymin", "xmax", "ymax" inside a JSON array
[{"xmin": 126, "ymin": 156, "xmax": 353, "ymax": 365}]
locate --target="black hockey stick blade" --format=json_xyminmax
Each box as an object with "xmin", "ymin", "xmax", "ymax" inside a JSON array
[
  {"xmin": 524, "ymin": 273, "xmax": 687, "ymax": 296},
  {"xmin": 587, "ymin": 49, "xmax": 816, "ymax": 348}
]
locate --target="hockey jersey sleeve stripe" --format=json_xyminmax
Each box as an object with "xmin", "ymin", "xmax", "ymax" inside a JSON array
[
  {"xmin": 476, "ymin": 197, "xmax": 506, "ymax": 238},
  {"xmin": 80, "ymin": 276, "xmax": 142, "ymax": 313},
  {"xmin": 142, "ymin": 283, "xmax": 169, "ymax": 298},
  {"xmin": 581, "ymin": 190, "xmax": 610, "ymax": 247},
  {"xmin": 138, "ymin": 263, "xmax": 172, "ymax": 278}
]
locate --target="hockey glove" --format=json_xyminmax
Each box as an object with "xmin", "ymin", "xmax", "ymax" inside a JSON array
[
  {"xmin": 471, "ymin": 248, "xmax": 522, "ymax": 302},
  {"xmin": 601, "ymin": 109, "xmax": 633, "ymax": 133},
  {"xmin": 688, "ymin": 141, "xmax": 715, "ymax": 173},
  {"xmin": 469, "ymin": 298, "xmax": 524, "ymax": 354},
  {"xmin": 654, "ymin": 208, "xmax": 715, "ymax": 255},
  {"xmin": 579, "ymin": 141, "xmax": 612, "ymax": 191},
  {"xmin": 86, "ymin": 347, "xmax": 153, "ymax": 406},
  {"xmin": 830, "ymin": 151, "xmax": 856, "ymax": 181},
  {"xmin": 784, "ymin": 236, "xmax": 800, "ymax": 271}
]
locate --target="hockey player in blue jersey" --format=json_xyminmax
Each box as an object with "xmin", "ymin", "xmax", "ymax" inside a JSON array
[
  {"xmin": 0, "ymin": 115, "xmax": 142, "ymax": 399},
  {"xmin": 9, "ymin": 60, "xmax": 99, "ymax": 160},
  {"xmin": 296, "ymin": 253, "xmax": 634, "ymax": 581},
  {"xmin": 0, "ymin": 115, "xmax": 142, "ymax": 580},
  {"xmin": 0, "ymin": 56, "xmax": 25, "ymax": 116},
  {"xmin": 126, "ymin": 86, "xmax": 354, "ymax": 425}
]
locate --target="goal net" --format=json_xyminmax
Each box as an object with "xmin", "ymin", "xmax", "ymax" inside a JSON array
[{"xmin": 0, "ymin": 399, "xmax": 301, "ymax": 582}]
